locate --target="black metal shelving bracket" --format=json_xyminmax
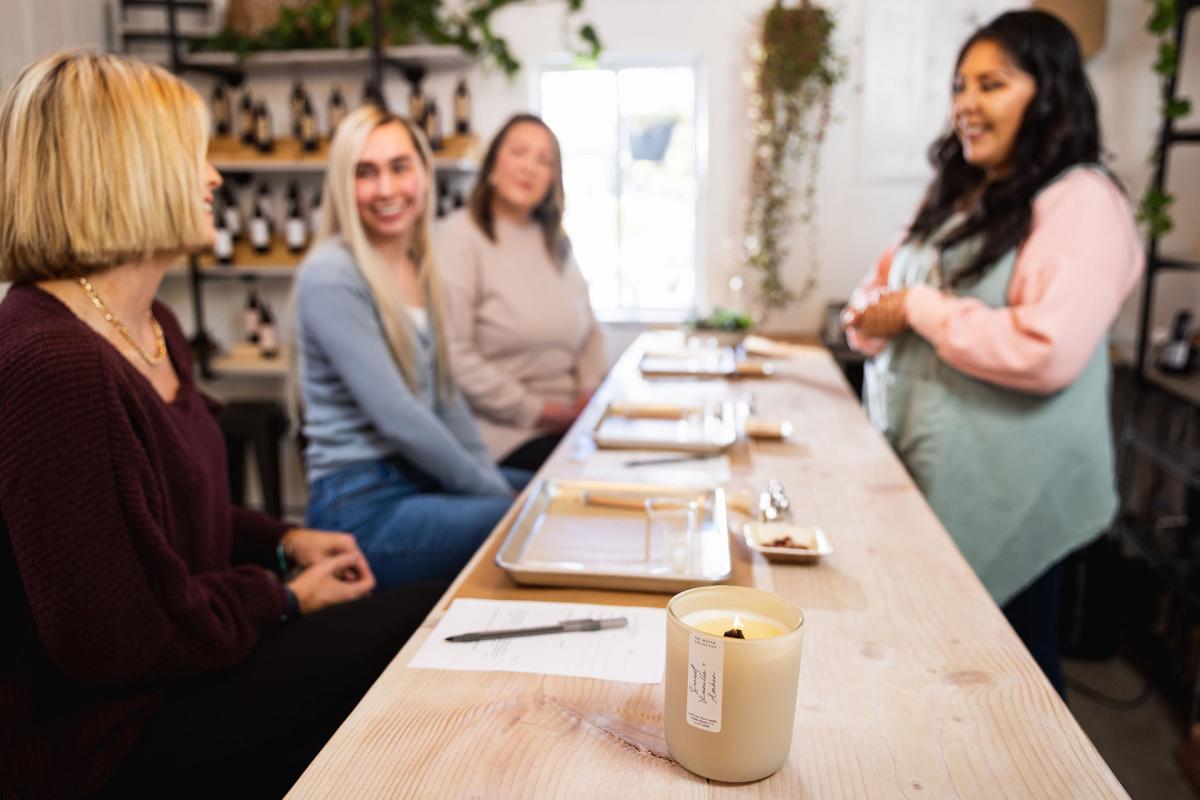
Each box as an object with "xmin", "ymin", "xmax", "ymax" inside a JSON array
[{"xmin": 1135, "ymin": 0, "xmax": 1200, "ymax": 384}]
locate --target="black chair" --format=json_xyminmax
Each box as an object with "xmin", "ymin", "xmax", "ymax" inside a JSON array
[{"xmin": 218, "ymin": 400, "xmax": 289, "ymax": 520}]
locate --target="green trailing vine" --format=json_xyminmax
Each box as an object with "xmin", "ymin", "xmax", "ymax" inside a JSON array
[
  {"xmin": 740, "ymin": 1, "xmax": 842, "ymax": 319},
  {"xmin": 193, "ymin": 0, "xmax": 600, "ymax": 77},
  {"xmin": 1138, "ymin": 0, "xmax": 1193, "ymax": 237}
]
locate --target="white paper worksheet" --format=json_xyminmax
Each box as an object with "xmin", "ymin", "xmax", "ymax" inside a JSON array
[
  {"xmin": 573, "ymin": 444, "xmax": 733, "ymax": 486},
  {"xmin": 408, "ymin": 599, "xmax": 667, "ymax": 684}
]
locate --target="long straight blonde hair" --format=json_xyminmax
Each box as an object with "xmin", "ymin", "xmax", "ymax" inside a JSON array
[{"xmin": 315, "ymin": 104, "xmax": 453, "ymax": 402}]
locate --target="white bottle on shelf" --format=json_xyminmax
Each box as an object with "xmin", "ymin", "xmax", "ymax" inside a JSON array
[
  {"xmin": 250, "ymin": 200, "xmax": 271, "ymax": 254},
  {"xmin": 213, "ymin": 212, "xmax": 234, "ymax": 265},
  {"xmin": 259, "ymin": 302, "xmax": 280, "ymax": 359},
  {"xmin": 221, "ymin": 186, "xmax": 242, "ymax": 240},
  {"xmin": 285, "ymin": 184, "xmax": 308, "ymax": 253},
  {"xmin": 244, "ymin": 288, "xmax": 262, "ymax": 344}
]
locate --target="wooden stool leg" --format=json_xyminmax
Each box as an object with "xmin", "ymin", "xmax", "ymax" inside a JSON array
[{"xmin": 252, "ymin": 428, "xmax": 284, "ymax": 520}]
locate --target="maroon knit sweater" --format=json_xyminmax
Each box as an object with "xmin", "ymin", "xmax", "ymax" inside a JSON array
[{"xmin": 0, "ymin": 284, "xmax": 289, "ymax": 798}]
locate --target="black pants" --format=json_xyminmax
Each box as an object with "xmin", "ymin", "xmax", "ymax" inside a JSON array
[
  {"xmin": 103, "ymin": 582, "xmax": 445, "ymax": 798},
  {"xmin": 500, "ymin": 431, "xmax": 564, "ymax": 472},
  {"xmin": 1002, "ymin": 560, "xmax": 1066, "ymax": 699}
]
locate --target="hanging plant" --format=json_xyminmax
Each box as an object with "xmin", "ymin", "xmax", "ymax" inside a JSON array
[
  {"xmin": 740, "ymin": 0, "xmax": 843, "ymax": 319},
  {"xmin": 193, "ymin": 0, "xmax": 601, "ymax": 77},
  {"xmin": 1137, "ymin": 0, "xmax": 1193, "ymax": 237}
]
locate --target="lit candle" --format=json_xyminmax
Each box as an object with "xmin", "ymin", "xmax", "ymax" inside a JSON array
[
  {"xmin": 664, "ymin": 586, "xmax": 805, "ymax": 782},
  {"xmin": 680, "ymin": 610, "xmax": 788, "ymax": 640}
]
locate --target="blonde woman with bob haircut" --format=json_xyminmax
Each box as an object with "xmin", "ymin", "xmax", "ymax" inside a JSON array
[
  {"xmin": 0, "ymin": 51, "xmax": 444, "ymax": 798},
  {"xmin": 296, "ymin": 104, "xmax": 526, "ymax": 590}
]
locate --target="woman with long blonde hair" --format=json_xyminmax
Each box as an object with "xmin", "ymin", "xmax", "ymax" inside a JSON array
[
  {"xmin": 0, "ymin": 51, "xmax": 443, "ymax": 797},
  {"xmin": 296, "ymin": 104, "xmax": 524, "ymax": 589}
]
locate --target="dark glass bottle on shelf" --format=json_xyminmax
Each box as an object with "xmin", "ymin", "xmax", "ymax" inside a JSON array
[
  {"xmin": 424, "ymin": 98, "xmax": 442, "ymax": 151},
  {"xmin": 255, "ymin": 181, "xmax": 274, "ymax": 235},
  {"xmin": 436, "ymin": 178, "xmax": 452, "ymax": 218},
  {"xmin": 362, "ymin": 77, "xmax": 384, "ymax": 109},
  {"xmin": 259, "ymin": 302, "xmax": 280, "ymax": 359},
  {"xmin": 239, "ymin": 90, "xmax": 256, "ymax": 145},
  {"xmin": 249, "ymin": 199, "xmax": 271, "ymax": 255},
  {"xmin": 1159, "ymin": 310, "xmax": 1196, "ymax": 374},
  {"xmin": 213, "ymin": 207, "xmax": 234, "ymax": 265},
  {"xmin": 309, "ymin": 184, "xmax": 323, "ymax": 235},
  {"xmin": 290, "ymin": 78, "xmax": 306, "ymax": 138},
  {"xmin": 221, "ymin": 185, "xmax": 242, "ymax": 240},
  {"xmin": 285, "ymin": 183, "xmax": 308, "ymax": 253},
  {"xmin": 329, "ymin": 85, "xmax": 348, "ymax": 135},
  {"xmin": 254, "ymin": 103, "xmax": 274, "ymax": 154},
  {"xmin": 212, "ymin": 81, "xmax": 232, "ymax": 137},
  {"xmin": 409, "ymin": 83, "xmax": 425, "ymax": 127},
  {"xmin": 299, "ymin": 96, "xmax": 319, "ymax": 153},
  {"xmin": 453, "ymin": 78, "xmax": 470, "ymax": 135},
  {"xmin": 244, "ymin": 288, "xmax": 262, "ymax": 344}
]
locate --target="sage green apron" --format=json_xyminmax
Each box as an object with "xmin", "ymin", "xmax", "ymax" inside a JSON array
[{"xmin": 865, "ymin": 201, "xmax": 1116, "ymax": 606}]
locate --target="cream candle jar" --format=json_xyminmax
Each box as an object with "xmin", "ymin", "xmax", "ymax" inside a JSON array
[{"xmin": 664, "ymin": 586, "xmax": 805, "ymax": 782}]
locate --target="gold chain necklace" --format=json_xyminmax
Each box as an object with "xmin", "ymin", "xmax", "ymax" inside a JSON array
[{"xmin": 76, "ymin": 277, "xmax": 167, "ymax": 367}]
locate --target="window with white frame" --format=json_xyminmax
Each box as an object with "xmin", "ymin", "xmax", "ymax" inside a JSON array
[{"xmin": 537, "ymin": 57, "xmax": 705, "ymax": 318}]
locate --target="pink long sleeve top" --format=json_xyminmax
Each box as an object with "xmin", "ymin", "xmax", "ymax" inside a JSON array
[{"xmin": 848, "ymin": 168, "xmax": 1144, "ymax": 395}]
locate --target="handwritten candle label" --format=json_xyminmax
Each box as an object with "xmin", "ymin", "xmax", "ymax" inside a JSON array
[{"xmin": 686, "ymin": 632, "xmax": 723, "ymax": 732}]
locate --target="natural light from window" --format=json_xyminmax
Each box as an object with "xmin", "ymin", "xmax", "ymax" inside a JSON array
[{"xmin": 539, "ymin": 61, "xmax": 701, "ymax": 317}]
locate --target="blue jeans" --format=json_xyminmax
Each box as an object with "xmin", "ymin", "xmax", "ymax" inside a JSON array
[{"xmin": 307, "ymin": 458, "xmax": 532, "ymax": 589}]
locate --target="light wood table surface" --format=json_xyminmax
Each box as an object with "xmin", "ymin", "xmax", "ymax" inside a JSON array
[{"xmin": 288, "ymin": 333, "xmax": 1128, "ymax": 799}]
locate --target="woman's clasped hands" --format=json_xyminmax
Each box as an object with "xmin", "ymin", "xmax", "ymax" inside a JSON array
[{"xmin": 282, "ymin": 528, "xmax": 377, "ymax": 614}]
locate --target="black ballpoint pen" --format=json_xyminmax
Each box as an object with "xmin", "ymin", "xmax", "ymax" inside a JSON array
[
  {"xmin": 445, "ymin": 617, "xmax": 628, "ymax": 643},
  {"xmin": 623, "ymin": 452, "xmax": 722, "ymax": 468}
]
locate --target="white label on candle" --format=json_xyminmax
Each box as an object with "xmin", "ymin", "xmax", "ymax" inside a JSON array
[{"xmin": 686, "ymin": 632, "xmax": 723, "ymax": 732}]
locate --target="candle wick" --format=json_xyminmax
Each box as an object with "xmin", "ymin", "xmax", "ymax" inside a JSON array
[{"xmin": 723, "ymin": 628, "xmax": 746, "ymax": 639}]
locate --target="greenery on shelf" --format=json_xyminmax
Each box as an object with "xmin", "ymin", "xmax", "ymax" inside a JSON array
[
  {"xmin": 688, "ymin": 307, "xmax": 754, "ymax": 333},
  {"xmin": 192, "ymin": 0, "xmax": 601, "ymax": 77},
  {"xmin": 740, "ymin": 0, "xmax": 843, "ymax": 319},
  {"xmin": 1138, "ymin": 0, "xmax": 1194, "ymax": 238}
]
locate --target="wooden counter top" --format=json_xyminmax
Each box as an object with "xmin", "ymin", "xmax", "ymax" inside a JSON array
[{"xmin": 288, "ymin": 333, "xmax": 1127, "ymax": 799}]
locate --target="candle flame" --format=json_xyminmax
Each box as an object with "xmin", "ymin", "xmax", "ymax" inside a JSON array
[{"xmin": 733, "ymin": 615, "xmax": 744, "ymax": 632}]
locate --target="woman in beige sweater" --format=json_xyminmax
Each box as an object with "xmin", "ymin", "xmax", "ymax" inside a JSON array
[{"xmin": 439, "ymin": 114, "xmax": 607, "ymax": 470}]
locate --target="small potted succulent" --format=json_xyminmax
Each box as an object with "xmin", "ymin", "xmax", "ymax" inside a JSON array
[{"xmin": 685, "ymin": 307, "xmax": 754, "ymax": 348}]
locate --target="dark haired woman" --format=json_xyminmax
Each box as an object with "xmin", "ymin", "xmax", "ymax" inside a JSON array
[
  {"xmin": 439, "ymin": 114, "xmax": 607, "ymax": 472},
  {"xmin": 843, "ymin": 10, "xmax": 1142, "ymax": 694}
]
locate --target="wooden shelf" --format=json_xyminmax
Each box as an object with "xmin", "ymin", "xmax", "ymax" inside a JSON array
[
  {"xmin": 165, "ymin": 238, "xmax": 305, "ymax": 279},
  {"xmin": 184, "ymin": 44, "xmax": 473, "ymax": 72},
  {"xmin": 208, "ymin": 135, "xmax": 478, "ymax": 174},
  {"xmin": 199, "ymin": 238, "xmax": 305, "ymax": 274},
  {"xmin": 209, "ymin": 135, "xmax": 330, "ymax": 173},
  {"xmin": 209, "ymin": 343, "xmax": 289, "ymax": 378},
  {"xmin": 1146, "ymin": 363, "xmax": 1200, "ymax": 407}
]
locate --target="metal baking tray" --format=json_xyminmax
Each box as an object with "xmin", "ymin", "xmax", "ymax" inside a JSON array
[
  {"xmin": 638, "ymin": 350, "xmax": 775, "ymax": 379},
  {"xmin": 591, "ymin": 400, "xmax": 737, "ymax": 453},
  {"xmin": 495, "ymin": 479, "xmax": 732, "ymax": 593}
]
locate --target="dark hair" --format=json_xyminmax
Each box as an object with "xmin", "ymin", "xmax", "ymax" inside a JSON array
[
  {"xmin": 906, "ymin": 10, "xmax": 1102, "ymax": 287},
  {"xmin": 468, "ymin": 113, "xmax": 569, "ymax": 264}
]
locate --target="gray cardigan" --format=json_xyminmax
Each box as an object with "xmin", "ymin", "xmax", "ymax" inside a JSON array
[{"xmin": 296, "ymin": 237, "xmax": 509, "ymax": 495}]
